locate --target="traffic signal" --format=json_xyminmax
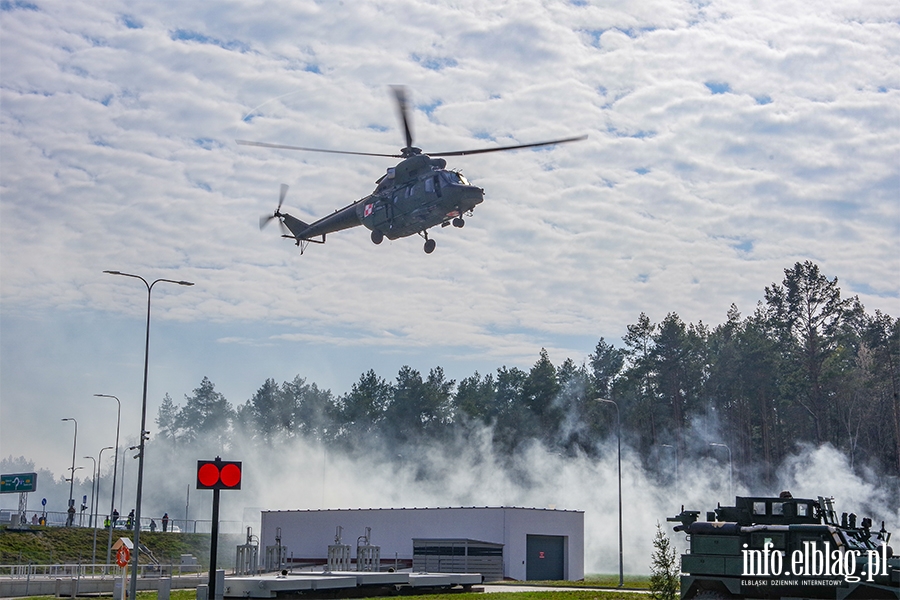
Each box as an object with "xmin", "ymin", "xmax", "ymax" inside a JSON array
[{"xmin": 196, "ymin": 459, "xmax": 242, "ymax": 490}]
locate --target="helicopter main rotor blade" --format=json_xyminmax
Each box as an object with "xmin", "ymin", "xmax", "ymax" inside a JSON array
[
  {"xmin": 430, "ymin": 134, "xmax": 588, "ymax": 157},
  {"xmin": 391, "ymin": 85, "xmax": 415, "ymax": 150},
  {"xmin": 237, "ymin": 139, "xmax": 402, "ymax": 158}
]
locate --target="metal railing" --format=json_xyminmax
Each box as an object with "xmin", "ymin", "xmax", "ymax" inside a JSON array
[
  {"xmin": 4, "ymin": 511, "xmax": 246, "ymax": 534},
  {"xmin": 0, "ymin": 563, "xmax": 202, "ymax": 579}
]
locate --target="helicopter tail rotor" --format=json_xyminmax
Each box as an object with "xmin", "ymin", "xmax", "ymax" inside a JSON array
[{"xmin": 260, "ymin": 183, "xmax": 291, "ymax": 235}]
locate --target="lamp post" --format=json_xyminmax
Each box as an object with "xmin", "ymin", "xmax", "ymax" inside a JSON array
[
  {"xmin": 84, "ymin": 455, "xmax": 97, "ymax": 527},
  {"xmin": 61, "ymin": 418, "xmax": 78, "ymax": 526},
  {"xmin": 93, "ymin": 446, "xmax": 114, "ymax": 568},
  {"xmin": 119, "ymin": 447, "xmax": 128, "ymax": 512},
  {"xmin": 597, "ymin": 398, "xmax": 623, "ymax": 588},
  {"xmin": 709, "ymin": 442, "xmax": 733, "ymax": 500},
  {"xmin": 104, "ymin": 270, "xmax": 193, "ymax": 600},
  {"xmin": 94, "ymin": 393, "xmax": 121, "ymax": 571}
]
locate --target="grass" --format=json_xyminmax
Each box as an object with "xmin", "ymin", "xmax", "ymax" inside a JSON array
[
  {"xmin": 0, "ymin": 525, "xmax": 217, "ymax": 566},
  {"xmin": 492, "ymin": 574, "xmax": 652, "ymax": 589}
]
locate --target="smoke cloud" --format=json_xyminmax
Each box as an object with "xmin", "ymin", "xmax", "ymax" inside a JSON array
[{"xmin": 130, "ymin": 421, "xmax": 898, "ymax": 575}]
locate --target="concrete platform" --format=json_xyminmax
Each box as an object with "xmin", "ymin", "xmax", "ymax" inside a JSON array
[
  {"xmin": 221, "ymin": 570, "xmax": 483, "ymax": 598},
  {"xmin": 224, "ymin": 573, "xmax": 357, "ymax": 597},
  {"xmin": 408, "ymin": 572, "xmax": 482, "ymax": 587},
  {"xmin": 323, "ymin": 570, "xmax": 410, "ymax": 586}
]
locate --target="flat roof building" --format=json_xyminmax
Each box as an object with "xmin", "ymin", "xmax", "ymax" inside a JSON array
[{"xmin": 260, "ymin": 506, "xmax": 584, "ymax": 581}]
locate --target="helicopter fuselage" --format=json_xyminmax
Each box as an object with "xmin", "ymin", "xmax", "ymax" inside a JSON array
[
  {"xmin": 279, "ymin": 153, "xmax": 484, "ymax": 249},
  {"xmin": 361, "ymin": 156, "xmax": 484, "ymax": 240}
]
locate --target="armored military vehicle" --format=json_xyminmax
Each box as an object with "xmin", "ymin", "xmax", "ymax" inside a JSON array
[{"xmin": 668, "ymin": 494, "xmax": 899, "ymax": 599}]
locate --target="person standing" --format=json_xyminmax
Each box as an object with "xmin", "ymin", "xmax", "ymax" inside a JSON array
[{"xmin": 161, "ymin": 512, "xmax": 169, "ymax": 532}]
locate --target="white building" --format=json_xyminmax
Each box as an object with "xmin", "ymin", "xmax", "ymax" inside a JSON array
[{"xmin": 260, "ymin": 506, "xmax": 584, "ymax": 581}]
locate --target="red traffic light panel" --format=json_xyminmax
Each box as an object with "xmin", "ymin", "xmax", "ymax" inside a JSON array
[{"xmin": 196, "ymin": 459, "xmax": 242, "ymax": 490}]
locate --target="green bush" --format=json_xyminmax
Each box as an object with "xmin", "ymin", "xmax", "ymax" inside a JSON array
[{"xmin": 649, "ymin": 522, "xmax": 679, "ymax": 600}]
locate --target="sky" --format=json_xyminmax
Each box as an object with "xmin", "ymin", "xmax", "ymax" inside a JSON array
[{"xmin": 1, "ymin": 0, "xmax": 899, "ymax": 521}]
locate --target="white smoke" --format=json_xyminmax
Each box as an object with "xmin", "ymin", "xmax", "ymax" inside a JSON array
[{"xmin": 136, "ymin": 422, "xmax": 899, "ymax": 575}]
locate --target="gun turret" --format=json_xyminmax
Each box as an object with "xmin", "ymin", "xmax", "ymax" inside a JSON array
[{"xmin": 667, "ymin": 506, "xmax": 700, "ymax": 532}]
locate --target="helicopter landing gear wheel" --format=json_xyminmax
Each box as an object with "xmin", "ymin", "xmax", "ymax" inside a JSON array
[
  {"xmin": 371, "ymin": 230, "xmax": 384, "ymax": 245},
  {"xmin": 424, "ymin": 238, "xmax": 436, "ymax": 254},
  {"xmin": 452, "ymin": 217, "xmax": 465, "ymax": 228}
]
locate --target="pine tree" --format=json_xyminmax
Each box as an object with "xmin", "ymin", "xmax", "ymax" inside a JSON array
[{"xmin": 649, "ymin": 522, "xmax": 680, "ymax": 600}]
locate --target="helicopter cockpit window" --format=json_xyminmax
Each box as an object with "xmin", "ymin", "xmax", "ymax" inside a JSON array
[
  {"xmin": 425, "ymin": 177, "xmax": 434, "ymax": 193},
  {"xmin": 442, "ymin": 171, "xmax": 462, "ymax": 185}
]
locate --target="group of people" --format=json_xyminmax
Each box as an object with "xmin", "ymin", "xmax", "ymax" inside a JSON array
[
  {"xmin": 102, "ymin": 509, "xmax": 171, "ymax": 531},
  {"xmin": 29, "ymin": 507, "xmax": 172, "ymax": 530}
]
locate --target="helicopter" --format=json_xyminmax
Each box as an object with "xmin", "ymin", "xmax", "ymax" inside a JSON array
[{"xmin": 238, "ymin": 87, "xmax": 586, "ymax": 254}]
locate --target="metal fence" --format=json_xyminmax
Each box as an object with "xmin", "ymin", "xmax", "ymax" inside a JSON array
[
  {"xmin": 2, "ymin": 511, "xmax": 246, "ymax": 534},
  {"xmin": 0, "ymin": 563, "xmax": 207, "ymax": 597},
  {"xmin": 0, "ymin": 563, "xmax": 200, "ymax": 579}
]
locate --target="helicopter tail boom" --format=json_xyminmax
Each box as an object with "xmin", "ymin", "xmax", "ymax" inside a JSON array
[
  {"xmin": 281, "ymin": 203, "xmax": 362, "ymax": 241},
  {"xmin": 279, "ymin": 213, "xmax": 311, "ymax": 239}
]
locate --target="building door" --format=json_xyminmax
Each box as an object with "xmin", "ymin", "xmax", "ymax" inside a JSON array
[{"xmin": 525, "ymin": 535, "xmax": 565, "ymax": 580}]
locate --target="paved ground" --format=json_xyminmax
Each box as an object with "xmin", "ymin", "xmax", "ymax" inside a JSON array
[{"xmin": 482, "ymin": 584, "xmax": 652, "ymax": 594}]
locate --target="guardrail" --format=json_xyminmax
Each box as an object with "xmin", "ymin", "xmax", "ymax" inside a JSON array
[
  {"xmin": 0, "ymin": 564, "xmax": 207, "ymax": 597},
  {"xmin": 0, "ymin": 563, "xmax": 201, "ymax": 579},
  {"xmin": 2, "ymin": 512, "xmax": 247, "ymax": 534}
]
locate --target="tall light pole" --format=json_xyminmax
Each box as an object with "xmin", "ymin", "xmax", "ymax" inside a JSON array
[
  {"xmin": 104, "ymin": 270, "xmax": 193, "ymax": 600},
  {"xmin": 119, "ymin": 447, "xmax": 128, "ymax": 512},
  {"xmin": 61, "ymin": 418, "xmax": 78, "ymax": 526},
  {"xmin": 94, "ymin": 393, "xmax": 121, "ymax": 570},
  {"xmin": 84, "ymin": 455, "xmax": 97, "ymax": 527},
  {"xmin": 94, "ymin": 446, "xmax": 114, "ymax": 567},
  {"xmin": 597, "ymin": 398, "xmax": 623, "ymax": 588},
  {"xmin": 709, "ymin": 442, "xmax": 733, "ymax": 500}
]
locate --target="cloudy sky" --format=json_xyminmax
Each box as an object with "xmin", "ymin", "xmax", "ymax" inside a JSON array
[{"xmin": 2, "ymin": 0, "xmax": 898, "ymax": 483}]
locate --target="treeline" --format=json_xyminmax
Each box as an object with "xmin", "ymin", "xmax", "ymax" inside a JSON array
[{"xmin": 156, "ymin": 261, "xmax": 900, "ymax": 482}]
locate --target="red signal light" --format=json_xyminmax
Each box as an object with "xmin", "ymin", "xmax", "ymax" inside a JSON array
[{"xmin": 196, "ymin": 459, "xmax": 242, "ymax": 490}]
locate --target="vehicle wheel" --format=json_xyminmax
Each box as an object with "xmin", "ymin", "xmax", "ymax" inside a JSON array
[
  {"xmin": 424, "ymin": 238, "xmax": 436, "ymax": 253},
  {"xmin": 371, "ymin": 230, "xmax": 384, "ymax": 245},
  {"xmin": 452, "ymin": 217, "xmax": 465, "ymax": 228}
]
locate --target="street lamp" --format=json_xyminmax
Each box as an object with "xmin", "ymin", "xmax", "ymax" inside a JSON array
[
  {"xmin": 94, "ymin": 393, "xmax": 121, "ymax": 570},
  {"xmin": 709, "ymin": 442, "xmax": 733, "ymax": 500},
  {"xmin": 94, "ymin": 446, "xmax": 114, "ymax": 568},
  {"xmin": 104, "ymin": 270, "xmax": 193, "ymax": 600},
  {"xmin": 61, "ymin": 418, "xmax": 78, "ymax": 526},
  {"xmin": 597, "ymin": 398, "xmax": 623, "ymax": 588},
  {"xmin": 119, "ymin": 447, "xmax": 128, "ymax": 512},
  {"xmin": 83, "ymin": 455, "xmax": 97, "ymax": 527}
]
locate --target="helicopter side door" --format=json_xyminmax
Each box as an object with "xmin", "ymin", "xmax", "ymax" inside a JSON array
[{"xmin": 363, "ymin": 194, "xmax": 393, "ymax": 233}]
